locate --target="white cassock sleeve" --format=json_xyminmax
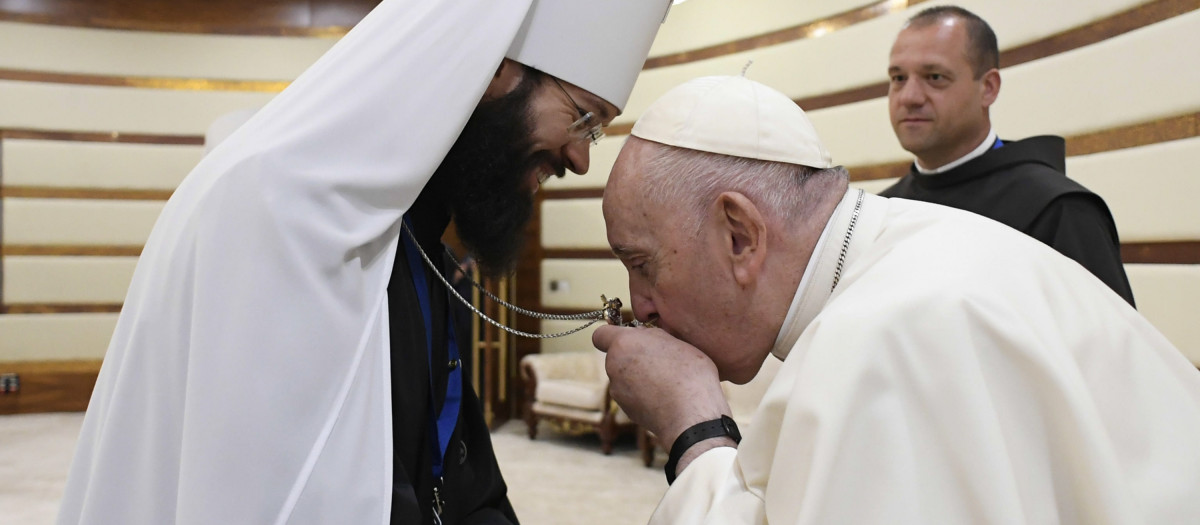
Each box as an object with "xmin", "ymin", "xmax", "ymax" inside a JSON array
[
  {"xmin": 57, "ymin": 1, "xmax": 534, "ymax": 524},
  {"xmin": 651, "ymin": 271, "xmax": 1200, "ymax": 524}
]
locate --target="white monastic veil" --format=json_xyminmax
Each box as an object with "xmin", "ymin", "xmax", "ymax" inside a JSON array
[{"xmin": 58, "ymin": 1, "xmax": 533, "ymax": 523}]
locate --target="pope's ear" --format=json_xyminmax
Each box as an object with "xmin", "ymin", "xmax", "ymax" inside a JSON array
[
  {"xmin": 483, "ymin": 59, "xmax": 525, "ymax": 101},
  {"xmin": 716, "ymin": 192, "xmax": 767, "ymax": 285}
]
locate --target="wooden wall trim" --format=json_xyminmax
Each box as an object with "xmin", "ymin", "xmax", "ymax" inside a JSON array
[
  {"xmin": 0, "ymin": 1, "xmax": 368, "ymax": 36},
  {"xmin": 0, "ymin": 359, "xmax": 102, "ymax": 414},
  {"xmin": 0, "ymin": 304, "xmax": 123, "ymax": 314},
  {"xmin": 1066, "ymin": 112, "xmax": 1199, "ymax": 157},
  {"xmin": 643, "ymin": 0, "xmax": 926, "ymax": 70},
  {"xmin": 606, "ymin": 122, "xmax": 634, "ymax": 138},
  {"xmin": 1, "ymin": 128, "xmax": 203, "ymax": 145},
  {"xmin": 0, "ymin": 68, "xmax": 289, "ymax": 92},
  {"xmin": 543, "ymin": 249, "xmax": 615, "ymax": 260},
  {"xmin": 795, "ymin": 0, "xmax": 1198, "ymax": 112},
  {"xmin": 540, "ymin": 189, "xmax": 605, "ymax": 200},
  {"xmin": 2, "ymin": 245, "xmax": 144, "ymax": 256},
  {"xmin": 848, "ymin": 161, "xmax": 911, "ymax": 182},
  {"xmin": 1122, "ymin": 241, "xmax": 1200, "ymax": 264},
  {"xmin": 1, "ymin": 187, "xmax": 174, "ymax": 200}
]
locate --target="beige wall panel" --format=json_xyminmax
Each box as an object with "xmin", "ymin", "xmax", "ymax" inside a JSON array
[
  {"xmin": 0, "ymin": 313, "xmax": 118, "ymax": 361},
  {"xmin": 622, "ymin": 16, "xmax": 903, "ymax": 127},
  {"xmin": 0, "ymin": 21, "xmax": 333, "ymax": 80},
  {"xmin": 541, "ymin": 199, "xmax": 607, "ymax": 249},
  {"xmin": 650, "ymin": 0, "xmax": 867, "ymax": 57},
  {"xmin": 621, "ymin": 0, "xmax": 1145, "ymax": 128},
  {"xmin": 1126, "ymin": 264, "xmax": 1200, "ymax": 365},
  {"xmin": 992, "ymin": 11, "xmax": 1200, "ymax": 139},
  {"xmin": 0, "ymin": 80, "xmax": 274, "ymax": 135},
  {"xmin": 540, "ymin": 135, "xmax": 626, "ymax": 191},
  {"xmin": 851, "ymin": 177, "xmax": 899, "ymax": 195},
  {"xmin": 1068, "ymin": 137, "xmax": 1200, "ymax": 243},
  {"xmin": 2, "ymin": 198, "xmax": 164, "ymax": 245},
  {"xmin": 3, "ymin": 139, "xmax": 202, "ymax": 190},
  {"xmin": 541, "ymin": 259, "xmax": 629, "ymax": 310},
  {"xmin": 3, "ymin": 256, "xmax": 138, "ymax": 304},
  {"xmin": 538, "ymin": 320, "xmax": 604, "ymax": 355},
  {"xmin": 809, "ymin": 98, "xmax": 908, "ymax": 166}
]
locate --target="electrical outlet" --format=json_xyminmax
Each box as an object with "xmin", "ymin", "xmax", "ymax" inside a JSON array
[
  {"xmin": 0, "ymin": 373, "xmax": 18, "ymax": 394},
  {"xmin": 548, "ymin": 279, "xmax": 570, "ymax": 293}
]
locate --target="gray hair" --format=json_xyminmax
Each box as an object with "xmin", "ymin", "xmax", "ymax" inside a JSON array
[{"xmin": 633, "ymin": 137, "xmax": 849, "ymax": 236}]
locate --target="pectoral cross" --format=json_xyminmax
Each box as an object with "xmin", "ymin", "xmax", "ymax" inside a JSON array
[
  {"xmin": 601, "ymin": 295, "xmax": 624, "ymax": 326},
  {"xmin": 600, "ymin": 295, "xmax": 655, "ymax": 328}
]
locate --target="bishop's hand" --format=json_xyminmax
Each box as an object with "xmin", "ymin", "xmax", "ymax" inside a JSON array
[{"xmin": 592, "ymin": 325, "xmax": 731, "ymax": 451}]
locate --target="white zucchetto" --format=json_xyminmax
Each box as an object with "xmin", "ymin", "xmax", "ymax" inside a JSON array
[{"xmin": 631, "ymin": 75, "xmax": 834, "ymax": 169}]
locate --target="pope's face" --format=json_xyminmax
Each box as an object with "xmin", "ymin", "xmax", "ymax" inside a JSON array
[
  {"xmin": 888, "ymin": 19, "xmax": 993, "ymax": 168},
  {"xmin": 602, "ymin": 142, "xmax": 759, "ymax": 381}
]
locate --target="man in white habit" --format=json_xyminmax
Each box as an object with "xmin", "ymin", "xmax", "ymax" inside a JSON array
[
  {"xmin": 594, "ymin": 75, "xmax": 1200, "ymax": 524},
  {"xmin": 58, "ymin": 1, "xmax": 670, "ymax": 524}
]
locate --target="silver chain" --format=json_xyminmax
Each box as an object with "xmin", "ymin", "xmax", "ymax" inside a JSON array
[
  {"xmin": 831, "ymin": 189, "xmax": 865, "ymax": 292},
  {"xmin": 441, "ymin": 244, "xmax": 607, "ymax": 321},
  {"xmin": 402, "ymin": 223, "xmax": 610, "ymax": 339}
]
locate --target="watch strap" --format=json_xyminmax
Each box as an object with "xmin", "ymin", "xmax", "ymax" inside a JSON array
[{"xmin": 664, "ymin": 415, "xmax": 741, "ymax": 485}]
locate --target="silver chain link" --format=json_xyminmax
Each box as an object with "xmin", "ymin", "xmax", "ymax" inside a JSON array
[{"xmin": 402, "ymin": 223, "xmax": 608, "ymax": 339}]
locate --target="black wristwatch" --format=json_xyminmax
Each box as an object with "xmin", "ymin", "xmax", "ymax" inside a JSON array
[{"xmin": 664, "ymin": 415, "xmax": 741, "ymax": 485}]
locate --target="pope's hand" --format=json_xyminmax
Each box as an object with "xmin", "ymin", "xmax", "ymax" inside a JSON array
[{"xmin": 592, "ymin": 325, "xmax": 732, "ymax": 450}]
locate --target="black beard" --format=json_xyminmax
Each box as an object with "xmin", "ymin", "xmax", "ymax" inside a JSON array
[{"xmin": 429, "ymin": 70, "xmax": 556, "ymax": 277}]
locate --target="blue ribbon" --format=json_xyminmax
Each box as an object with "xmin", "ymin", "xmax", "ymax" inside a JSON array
[{"xmin": 401, "ymin": 215, "xmax": 462, "ymax": 479}]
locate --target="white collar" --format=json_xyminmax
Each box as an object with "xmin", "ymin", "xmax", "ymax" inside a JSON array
[
  {"xmin": 770, "ymin": 189, "xmax": 865, "ymax": 360},
  {"xmin": 915, "ymin": 128, "xmax": 997, "ymax": 174}
]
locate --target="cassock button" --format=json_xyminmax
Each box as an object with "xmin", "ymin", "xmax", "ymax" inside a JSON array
[
  {"xmin": 448, "ymin": 359, "xmax": 461, "ymax": 371},
  {"xmin": 458, "ymin": 441, "xmax": 468, "ymax": 465}
]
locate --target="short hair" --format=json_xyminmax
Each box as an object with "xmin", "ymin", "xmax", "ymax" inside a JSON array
[
  {"xmin": 633, "ymin": 137, "xmax": 849, "ymax": 235},
  {"xmin": 906, "ymin": 5, "xmax": 999, "ymax": 79}
]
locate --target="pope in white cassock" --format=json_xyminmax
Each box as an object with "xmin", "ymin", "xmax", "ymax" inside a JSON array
[
  {"xmin": 594, "ymin": 75, "xmax": 1200, "ymax": 524},
  {"xmin": 58, "ymin": 1, "xmax": 671, "ymax": 524}
]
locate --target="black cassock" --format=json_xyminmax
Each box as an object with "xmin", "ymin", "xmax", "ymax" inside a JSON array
[
  {"xmin": 881, "ymin": 135, "xmax": 1136, "ymax": 307},
  {"xmin": 386, "ymin": 195, "xmax": 518, "ymax": 525}
]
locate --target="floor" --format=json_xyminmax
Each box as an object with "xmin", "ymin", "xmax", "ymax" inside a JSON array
[{"xmin": 0, "ymin": 412, "xmax": 667, "ymax": 525}]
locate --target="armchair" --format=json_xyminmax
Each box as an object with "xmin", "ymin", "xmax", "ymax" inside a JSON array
[{"xmin": 520, "ymin": 351, "xmax": 636, "ymax": 454}]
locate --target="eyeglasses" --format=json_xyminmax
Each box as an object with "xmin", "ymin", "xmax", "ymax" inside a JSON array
[{"xmin": 551, "ymin": 77, "xmax": 606, "ymax": 146}]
